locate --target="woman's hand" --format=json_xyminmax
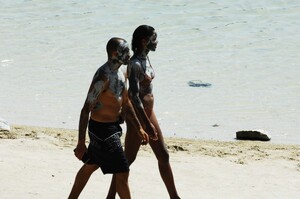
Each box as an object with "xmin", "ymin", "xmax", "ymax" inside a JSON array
[
  {"xmin": 139, "ymin": 128, "xmax": 149, "ymax": 145},
  {"xmin": 146, "ymin": 123, "xmax": 158, "ymax": 141}
]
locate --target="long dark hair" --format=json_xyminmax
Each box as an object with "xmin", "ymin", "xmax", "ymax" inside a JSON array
[{"xmin": 132, "ymin": 25, "xmax": 155, "ymax": 53}]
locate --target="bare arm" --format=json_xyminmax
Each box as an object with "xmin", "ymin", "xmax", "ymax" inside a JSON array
[
  {"xmin": 122, "ymin": 86, "xmax": 149, "ymax": 144},
  {"xmin": 128, "ymin": 61, "xmax": 157, "ymax": 140},
  {"xmin": 75, "ymin": 69, "xmax": 106, "ymax": 159}
]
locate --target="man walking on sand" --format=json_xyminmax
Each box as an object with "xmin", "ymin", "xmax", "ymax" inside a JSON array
[{"xmin": 68, "ymin": 37, "xmax": 151, "ymax": 199}]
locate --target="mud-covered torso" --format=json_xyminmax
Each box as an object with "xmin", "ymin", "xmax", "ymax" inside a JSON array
[
  {"xmin": 128, "ymin": 56, "xmax": 155, "ymax": 97},
  {"xmin": 90, "ymin": 64, "xmax": 126, "ymax": 122}
]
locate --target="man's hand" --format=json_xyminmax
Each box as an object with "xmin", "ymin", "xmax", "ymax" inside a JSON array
[
  {"xmin": 139, "ymin": 128, "xmax": 149, "ymax": 145},
  {"xmin": 146, "ymin": 123, "xmax": 158, "ymax": 141},
  {"xmin": 74, "ymin": 142, "xmax": 87, "ymax": 160}
]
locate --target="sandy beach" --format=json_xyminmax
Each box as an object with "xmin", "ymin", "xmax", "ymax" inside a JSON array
[{"xmin": 0, "ymin": 125, "xmax": 299, "ymax": 199}]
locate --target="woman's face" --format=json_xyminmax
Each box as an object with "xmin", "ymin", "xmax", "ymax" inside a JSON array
[{"xmin": 146, "ymin": 31, "xmax": 158, "ymax": 51}]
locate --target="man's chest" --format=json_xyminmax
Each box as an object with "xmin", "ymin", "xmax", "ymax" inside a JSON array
[{"xmin": 107, "ymin": 71, "xmax": 126, "ymax": 98}]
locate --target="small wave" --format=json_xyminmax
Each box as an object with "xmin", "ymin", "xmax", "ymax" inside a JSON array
[{"xmin": 1, "ymin": 59, "xmax": 13, "ymax": 67}]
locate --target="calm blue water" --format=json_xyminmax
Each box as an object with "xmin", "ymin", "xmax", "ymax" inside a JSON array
[{"xmin": 1, "ymin": 0, "xmax": 299, "ymax": 144}]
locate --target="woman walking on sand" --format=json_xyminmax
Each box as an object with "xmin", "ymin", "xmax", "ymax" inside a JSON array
[{"xmin": 107, "ymin": 25, "xmax": 181, "ymax": 199}]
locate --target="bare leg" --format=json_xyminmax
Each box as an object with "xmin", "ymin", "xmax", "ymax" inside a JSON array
[
  {"xmin": 124, "ymin": 120, "xmax": 142, "ymax": 165},
  {"xmin": 68, "ymin": 164, "xmax": 99, "ymax": 199},
  {"xmin": 116, "ymin": 172, "xmax": 131, "ymax": 199},
  {"xmin": 149, "ymin": 111, "xmax": 181, "ymax": 199},
  {"xmin": 106, "ymin": 120, "xmax": 141, "ymax": 198},
  {"xmin": 106, "ymin": 174, "xmax": 117, "ymax": 199}
]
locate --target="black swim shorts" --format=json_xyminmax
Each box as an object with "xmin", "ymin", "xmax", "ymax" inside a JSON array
[{"xmin": 86, "ymin": 118, "xmax": 129, "ymax": 174}]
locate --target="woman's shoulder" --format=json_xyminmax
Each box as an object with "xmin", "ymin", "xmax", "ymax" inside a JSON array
[
  {"xmin": 129, "ymin": 58, "xmax": 143, "ymax": 70},
  {"xmin": 130, "ymin": 56, "xmax": 141, "ymax": 64}
]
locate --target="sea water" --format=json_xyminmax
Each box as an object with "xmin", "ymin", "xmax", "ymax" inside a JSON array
[{"xmin": 1, "ymin": 0, "xmax": 299, "ymax": 144}]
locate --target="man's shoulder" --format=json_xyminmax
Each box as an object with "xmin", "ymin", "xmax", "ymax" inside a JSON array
[
  {"xmin": 98, "ymin": 63, "xmax": 109, "ymax": 72},
  {"xmin": 93, "ymin": 64, "xmax": 109, "ymax": 81}
]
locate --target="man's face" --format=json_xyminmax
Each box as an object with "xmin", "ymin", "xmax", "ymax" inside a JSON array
[
  {"xmin": 116, "ymin": 41, "xmax": 131, "ymax": 65},
  {"xmin": 147, "ymin": 31, "xmax": 158, "ymax": 51}
]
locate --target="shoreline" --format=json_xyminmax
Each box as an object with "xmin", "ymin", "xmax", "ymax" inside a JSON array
[{"xmin": 2, "ymin": 124, "xmax": 300, "ymax": 164}]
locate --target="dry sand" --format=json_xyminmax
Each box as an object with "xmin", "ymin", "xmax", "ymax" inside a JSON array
[{"xmin": 1, "ymin": 125, "xmax": 299, "ymax": 199}]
